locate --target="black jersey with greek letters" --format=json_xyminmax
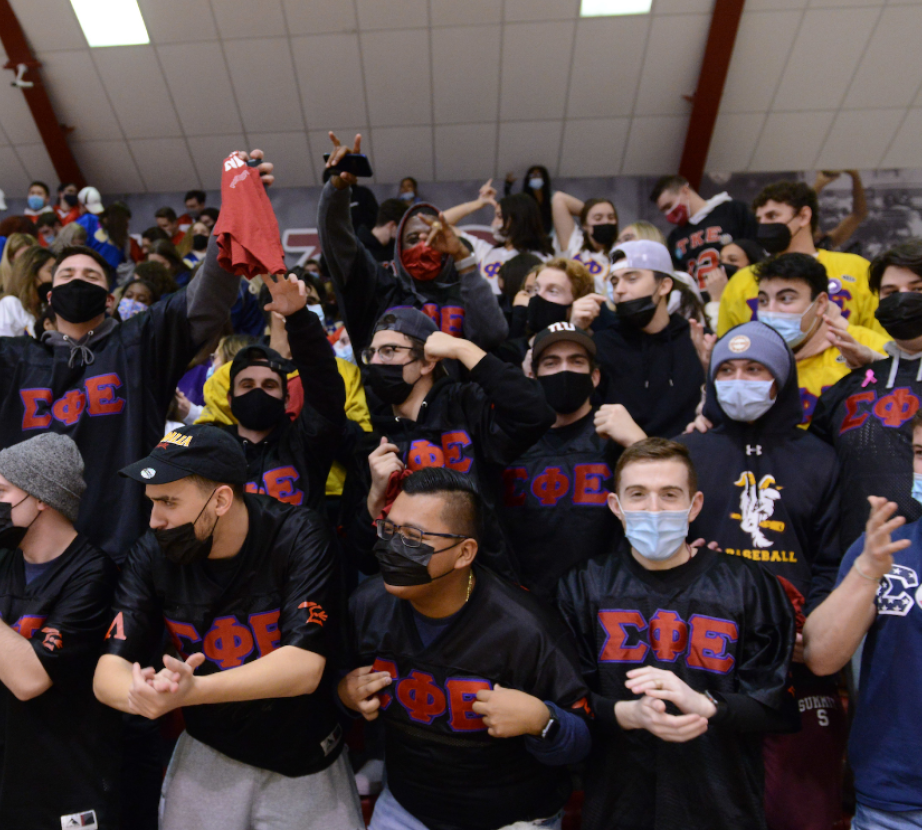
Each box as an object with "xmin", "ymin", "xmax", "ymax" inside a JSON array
[
  {"xmin": 103, "ymin": 494, "xmax": 343, "ymax": 777},
  {"xmin": 497, "ymin": 410, "xmax": 623, "ymax": 601},
  {"xmin": 347, "ymin": 565, "xmax": 591, "ymax": 830},
  {"xmin": 0, "ymin": 535, "xmax": 120, "ymax": 829},
  {"xmin": 557, "ymin": 544, "xmax": 795, "ymax": 830}
]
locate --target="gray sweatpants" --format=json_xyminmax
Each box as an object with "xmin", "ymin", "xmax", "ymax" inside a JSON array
[{"xmin": 160, "ymin": 732, "xmax": 364, "ymax": 830}]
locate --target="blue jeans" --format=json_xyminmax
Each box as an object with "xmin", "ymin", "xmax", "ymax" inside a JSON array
[{"xmin": 853, "ymin": 803, "xmax": 922, "ymax": 830}]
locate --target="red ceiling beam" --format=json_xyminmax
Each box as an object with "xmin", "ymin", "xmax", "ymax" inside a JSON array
[
  {"xmin": 678, "ymin": 0, "xmax": 746, "ymax": 191},
  {"xmin": 0, "ymin": 0, "xmax": 85, "ymax": 188}
]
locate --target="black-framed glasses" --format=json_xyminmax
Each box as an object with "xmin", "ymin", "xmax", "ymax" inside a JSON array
[
  {"xmin": 375, "ymin": 518, "xmax": 468, "ymax": 548},
  {"xmin": 360, "ymin": 344, "xmax": 417, "ymax": 365}
]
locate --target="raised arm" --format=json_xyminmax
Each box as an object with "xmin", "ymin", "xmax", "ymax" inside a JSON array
[
  {"xmin": 442, "ymin": 179, "xmax": 498, "ymax": 227},
  {"xmin": 551, "ymin": 191, "xmax": 584, "ymax": 253}
]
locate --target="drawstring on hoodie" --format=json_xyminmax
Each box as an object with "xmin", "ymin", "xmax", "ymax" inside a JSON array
[
  {"xmin": 883, "ymin": 341, "xmax": 922, "ymax": 389},
  {"xmin": 62, "ymin": 332, "xmax": 97, "ymax": 368}
]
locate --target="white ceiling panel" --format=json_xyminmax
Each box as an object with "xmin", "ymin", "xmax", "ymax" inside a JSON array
[
  {"xmin": 41, "ymin": 50, "xmax": 123, "ymax": 142},
  {"xmin": 247, "ymin": 131, "xmax": 316, "ymax": 187},
  {"xmin": 157, "ymin": 42, "xmax": 243, "ymax": 136},
  {"xmin": 0, "ymin": 83, "xmax": 43, "ymax": 145},
  {"xmin": 559, "ymin": 118, "xmax": 630, "ymax": 177},
  {"xmin": 496, "ymin": 120, "xmax": 563, "ymax": 178},
  {"xmin": 9, "ymin": 0, "xmax": 86, "ymax": 51},
  {"xmin": 224, "ymin": 38, "xmax": 303, "ymax": 133},
  {"xmin": 653, "ymin": 0, "xmax": 714, "ymax": 13},
  {"xmin": 816, "ymin": 109, "xmax": 904, "ymax": 170},
  {"xmin": 705, "ymin": 113, "xmax": 765, "ymax": 173},
  {"xmin": 291, "ymin": 35, "xmax": 367, "ymax": 129},
  {"xmin": 430, "ymin": 0, "xmax": 502, "ymax": 27},
  {"xmin": 743, "ymin": 0, "xmax": 808, "ymax": 9},
  {"xmin": 129, "ymin": 138, "xmax": 199, "ymax": 192},
  {"xmin": 136, "ymin": 0, "xmax": 218, "ymax": 43},
  {"xmin": 15, "ymin": 143, "xmax": 57, "ymax": 186},
  {"xmin": 355, "ymin": 0, "xmax": 428, "ymax": 31},
  {"xmin": 500, "ymin": 22, "xmax": 576, "ymax": 122},
  {"xmin": 91, "ymin": 46, "xmax": 182, "ymax": 140},
  {"xmin": 748, "ymin": 110, "xmax": 835, "ymax": 171},
  {"xmin": 282, "ymin": 0, "xmax": 357, "ymax": 34},
  {"xmin": 620, "ymin": 115, "xmax": 688, "ymax": 175},
  {"xmin": 504, "ymin": 0, "xmax": 579, "ymax": 22},
  {"xmin": 307, "ymin": 127, "xmax": 369, "ymax": 184},
  {"xmin": 0, "ymin": 147, "xmax": 31, "ymax": 196},
  {"xmin": 187, "ymin": 134, "xmax": 247, "ymax": 190},
  {"xmin": 633, "ymin": 14, "xmax": 710, "ymax": 116},
  {"xmin": 367, "ymin": 126, "xmax": 434, "ymax": 184},
  {"xmin": 431, "ymin": 26, "xmax": 501, "ymax": 124},
  {"xmin": 71, "ymin": 140, "xmax": 144, "ymax": 193},
  {"xmin": 566, "ymin": 17, "xmax": 651, "ymax": 119},
  {"xmin": 210, "ymin": 0, "xmax": 287, "ymax": 39},
  {"xmin": 810, "ymin": 0, "xmax": 884, "ymax": 7},
  {"xmin": 844, "ymin": 5, "xmax": 922, "ymax": 110},
  {"xmin": 772, "ymin": 7, "xmax": 881, "ymax": 111},
  {"xmin": 720, "ymin": 11, "xmax": 802, "ymax": 114},
  {"xmin": 362, "ymin": 30, "xmax": 432, "ymax": 128},
  {"xmin": 880, "ymin": 110, "xmax": 922, "ymax": 170},
  {"xmin": 434, "ymin": 124, "xmax": 498, "ymax": 181}
]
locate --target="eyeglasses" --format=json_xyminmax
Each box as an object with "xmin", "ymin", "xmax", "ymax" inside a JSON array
[
  {"xmin": 360, "ymin": 344, "xmax": 417, "ymax": 365},
  {"xmin": 375, "ymin": 518, "xmax": 468, "ymax": 548}
]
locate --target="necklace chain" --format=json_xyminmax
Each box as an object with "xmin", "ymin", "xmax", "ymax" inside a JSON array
[{"xmin": 465, "ymin": 570, "xmax": 473, "ymax": 602}]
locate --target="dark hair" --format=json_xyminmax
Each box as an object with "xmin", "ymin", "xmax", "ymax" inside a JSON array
[
  {"xmin": 869, "ymin": 239, "xmax": 922, "ymax": 294},
  {"xmin": 402, "ymin": 467, "xmax": 482, "ymax": 542},
  {"xmin": 52, "ymin": 245, "xmax": 115, "ymax": 287},
  {"xmin": 35, "ymin": 212, "xmax": 60, "ymax": 230},
  {"xmin": 499, "ymin": 193, "xmax": 553, "ymax": 256},
  {"xmin": 184, "ymin": 189, "xmax": 206, "ymax": 205},
  {"xmin": 649, "ymin": 175, "xmax": 688, "ymax": 204},
  {"xmin": 147, "ymin": 239, "xmax": 186, "ymax": 276},
  {"xmin": 33, "ymin": 304, "xmax": 56, "ymax": 339},
  {"xmin": 121, "ymin": 277, "xmax": 160, "ymax": 303},
  {"xmin": 200, "ymin": 207, "xmax": 220, "ymax": 224},
  {"xmin": 400, "ymin": 177, "xmax": 418, "ymax": 189},
  {"xmin": 0, "ymin": 216, "xmax": 37, "ymax": 237},
  {"xmin": 911, "ymin": 410, "xmax": 922, "ymax": 433},
  {"xmin": 101, "ymin": 201, "xmax": 131, "ymax": 250},
  {"xmin": 614, "ymin": 437, "xmax": 698, "ymax": 494},
  {"xmin": 578, "ymin": 199, "xmax": 618, "ymax": 252},
  {"xmin": 155, "ymin": 206, "xmax": 178, "ymax": 222},
  {"xmin": 377, "ymin": 198, "xmax": 409, "ymax": 227},
  {"xmin": 752, "ymin": 181, "xmax": 819, "ymax": 233},
  {"xmin": 522, "ymin": 165, "xmax": 552, "ymax": 235},
  {"xmin": 498, "ymin": 252, "xmax": 543, "ymax": 304},
  {"xmin": 721, "ymin": 238, "xmax": 765, "ymax": 269},
  {"xmin": 29, "ymin": 180, "xmax": 50, "ymax": 197},
  {"xmin": 57, "ymin": 182, "xmax": 75, "ymax": 194},
  {"xmin": 188, "ymin": 474, "xmax": 245, "ymax": 500},
  {"xmin": 133, "ymin": 260, "xmax": 178, "ymax": 296},
  {"xmin": 141, "ymin": 225, "xmax": 170, "ymax": 244},
  {"xmin": 754, "ymin": 253, "xmax": 828, "ymax": 300}
]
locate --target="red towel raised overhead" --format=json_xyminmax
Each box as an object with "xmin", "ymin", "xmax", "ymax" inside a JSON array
[{"xmin": 213, "ymin": 153, "xmax": 286, "ymax": 280}]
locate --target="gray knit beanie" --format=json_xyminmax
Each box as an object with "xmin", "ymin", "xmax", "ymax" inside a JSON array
[
  {"xmin": 710, "ymin": 321, "xmax": 792, "ymax": 388},
  {"xmin": 0, "ymin": 434, "xmax": 86, "ymax": 522}
]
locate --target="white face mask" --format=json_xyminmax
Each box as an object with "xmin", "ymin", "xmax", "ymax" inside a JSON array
[
  {"xmin": 528, "ymin": 176, "xmax": 545, "ymax": 191},
  {"xmin": 714, "ymin": 379, "xmax": 775, "ymax": 423},
  {"xmin": 759, "ymin": 300, "xmax": 816, "ymax": 349},
  {"xmin": 307, "ymin": 303, "xmax": 324, "ymax": 320},
  {"xmin": 615, "ymin": 496, "xmax": 692, "ymax": 561}
]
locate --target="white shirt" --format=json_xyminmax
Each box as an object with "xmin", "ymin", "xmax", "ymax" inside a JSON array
[
  {"xmin": 563, "ymin": 227, "xmax": 612, "ymax": 295},
  {"xmin": 0, "ymin": 295, "xmax": 35, "ymax": 338},
  {"xmin": 462, "ymin": 233, "xmax": 550, "ymax": 295}
]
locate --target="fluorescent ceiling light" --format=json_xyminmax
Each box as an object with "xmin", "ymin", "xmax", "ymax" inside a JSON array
[
  {"xmin": 70, "ymin": 0, "xmax": 150, "ymax": 47},
  {"xmin": 580, "ymin": 0, "xmax": 653, "ymax": 16}
]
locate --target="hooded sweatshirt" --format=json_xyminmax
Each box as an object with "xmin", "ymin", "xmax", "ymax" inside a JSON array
[
  {"xmin": 810, "ymin": 341, "xmax": 922, "ymax": 549},
  {"xmin": 594, "ymin": 313, "xmax": 705, "ymax": 439},
  {"xmin": 676, "ymin": 324, "xmax": 842, "ymax": 614},
  {"xmin": 318, "ymin": 182, "xmax": 508, "ymax": 353}
]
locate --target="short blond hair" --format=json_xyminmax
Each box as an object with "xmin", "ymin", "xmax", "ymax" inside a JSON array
[{"xmin": 534, "ymin": 257, "xmax": 595, "ymax": 300}]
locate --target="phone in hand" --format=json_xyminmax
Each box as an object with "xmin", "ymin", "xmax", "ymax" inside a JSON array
[{"xmin": 323, "ymin": 153, "xmax": 373, "ymax": 178}]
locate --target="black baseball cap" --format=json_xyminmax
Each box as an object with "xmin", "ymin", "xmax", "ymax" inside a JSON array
[
  {"xmin": 120, "ymin": 425, "xmax": 248, "ymax": 485},
  {"xmin": 532, "ymin": 321, "xmax": 596, "ymax": 367},
  {"xmin": 373, "ymin": 307, "xmax": 438, "ymax": 342},
  {"xmin": 229, "ymin": 344, "xmax": 293, "ymax": 390}
]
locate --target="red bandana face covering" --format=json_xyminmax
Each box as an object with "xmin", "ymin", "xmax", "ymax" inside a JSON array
[{"xmin": 401, "ymin": 242, "xmax": 444, "ymax": 282}]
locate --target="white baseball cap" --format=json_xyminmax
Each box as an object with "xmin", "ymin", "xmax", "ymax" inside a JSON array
[
  {"xmin": 610, "ymin": 239, "xmax": 674, "ymax": 278},
  {"xmin": 78, "ymin": 186, "xmax": 104, "ymax": 215}
]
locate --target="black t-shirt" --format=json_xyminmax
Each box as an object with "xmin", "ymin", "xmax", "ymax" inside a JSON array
[
  {"xmin": 0, "ymin": 536, "xmax": 120, "ymax": 827},
  {"xmin": 347, "ymin": 566, "xmax": 590, "ymax": 830},
  {"xmin": 104, "ymin": 494, "xmax": 344, "ymax": 777}
]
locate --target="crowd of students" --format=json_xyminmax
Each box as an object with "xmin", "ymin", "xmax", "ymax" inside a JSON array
[{"xmin": 0, "ymin": 138, "xmax": 919, "ymax": 830}]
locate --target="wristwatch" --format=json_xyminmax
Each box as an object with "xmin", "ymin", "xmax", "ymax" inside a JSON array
[{"xmin": 539, "ymin": 711, "xmax": 561, "ymax": 741}]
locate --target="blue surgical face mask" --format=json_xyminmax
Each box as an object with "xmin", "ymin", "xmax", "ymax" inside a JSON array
[
  {"xmin": 27, "ymin": 195, "xmax": 45, "ymax": 211},
  {"xmin": 333, "ymin": 339, "xmax": 355, "ymax": 364},
  {"xmin": 307, "ymin": 303, "xmax": 324, "ymax": 320},
  {"xmin": 206, "ymin": 364, "xmax": 216, "ymax": 380},
  {"xmin": 759, "ymin": 300, "xmax": 816, "ymax": 349},
  {"xmin": 528, "ymin": 176, "xmax": 545, "ymax": 191},
  {"xmin": 714, "ymin": 379, "xmax": 776, "ymax": 423},
  {"xmin": 117, "ymin": 297, "xmax": 148, "ymax": 319},
  {"xmin": 912, "ymin": 473, "xmax": 922, "ymax": 506},
  {"xmin": 399, "ymin": 191, "xmax": 415, "ymax": 201},
  {"xmin": 616, "ymin": 497, "xmax": 691, "ymax": 562}
]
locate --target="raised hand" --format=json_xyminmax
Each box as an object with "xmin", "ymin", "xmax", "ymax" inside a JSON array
[
  {"xmin": 688, "ymin": 318, "xmax": 717, "ymax": 373},
  {"xmin": 418, "ymin": 212, "xmax": 465, "ymax": 259},
  {"xmin": 230, "ymin": 149, "xmax": 274, "ymax": 187},
  {"xmin": 857, "ymin": 496, "xmax": 911, "ymax": 581},
  {"xmin": 823, "ymin": 315, "xmax": 885, "ymax": 369},
  {"xmin": 570, "ymin": 293, "xmax": 606, "ymax": 330},
  {"xmin": 326, "ymin": 132, "xmax": 362, "ymax": 189},
  {"xmin": 264, "ymin": 273, "xmax": 308, "ymax": 316},
  {"xmin": 594, "ymin": 404, "xmax": 646, "ymax": 448}
]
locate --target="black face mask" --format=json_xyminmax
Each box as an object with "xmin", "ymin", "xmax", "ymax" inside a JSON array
[
  {"xmin": 153, "ymin": 490, "xmax": 218, "ymax": 566},
  {"xmin": 591, "ymin": 223, "xmax": 618, "ymax": 249},
  {"xmin": 63, "ymin": 193, "xmax": 79, "ymax": 208},
  {"xmin": 721, "ymin": 263, "xmax": 739, "ymax": 281},
  {"xmin": 527, "ymin": 294, "xmax": 571, "ymax": 334},
  {"xmin": 616, "ymin": 294, "xmax": 659, "ymax": 329},
  {"xmin": 0, "ymin": 496, "xmax": 31, "ymax": 550},
  {"xmin": 756, "ymin": 222, "xmax": 792, "ymax": 255},
  {"xmin": 50, "ymin": 279, "xmax": 109, "ymax": 324},
  {"xmin": 373, "ymin": 537, "xmax": 459, "ymax": 587},
  {"xmin": 192, "ymin": 234, "xmax": 209, "ymax": 251},
  {"xmin": 231, "ymin": 387, "xmax": 286, "ymax": 431},
  {"xmin": 875, "ymin": 292, "xmax": 922, "ymax": 341},
  {"xmin": 37, "ymin": 282, "xmax": 53, "ymax": 305},
  {"xmin": 537, "ymin": 371, "xmax": 595, "ymax": 415},
  {"xmin": 365, "ymin": 363, "xmax": 416, "ymax": 405}
]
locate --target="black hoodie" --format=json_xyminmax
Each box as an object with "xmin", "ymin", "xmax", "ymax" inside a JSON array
[
  {"xmin": 594, "ymin": 313, "xmax": 705, "ymax": 439},
  {"xmin": 676, "ymin": 324, "xmax": 842, "ymax": 614}
]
